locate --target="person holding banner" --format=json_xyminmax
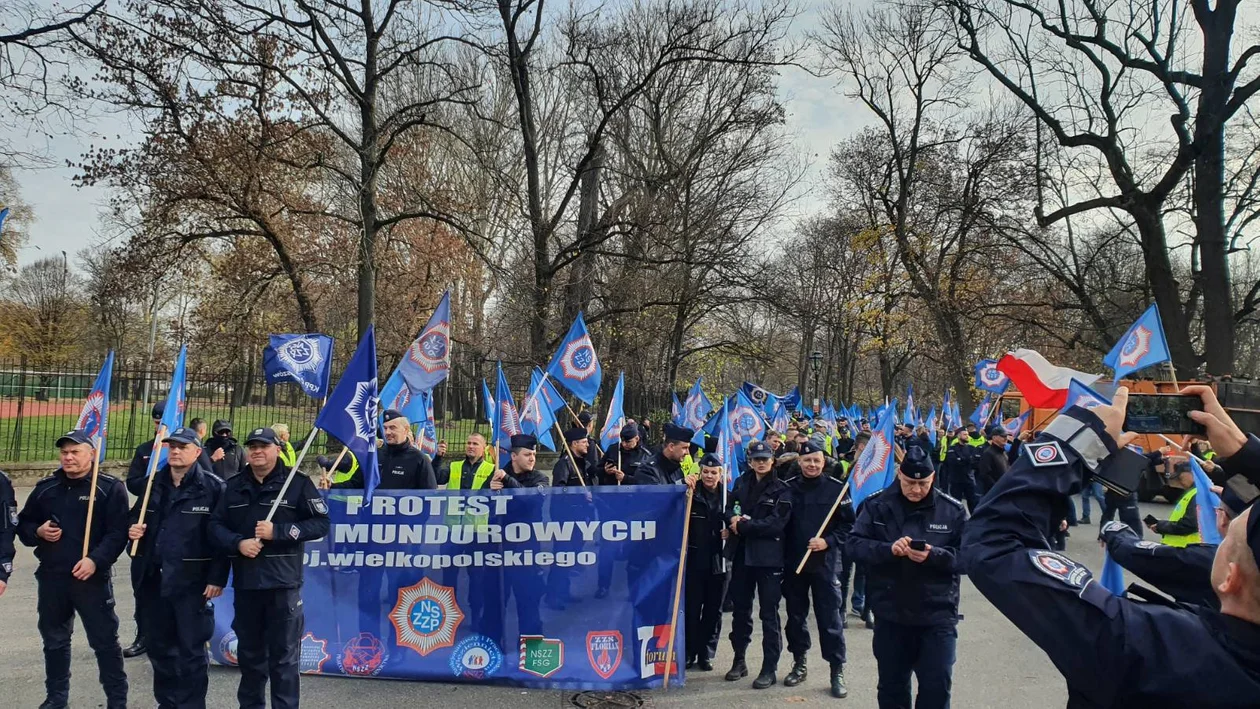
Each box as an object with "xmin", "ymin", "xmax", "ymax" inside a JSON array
[
  {"xmin": 18, "ymin": 430, "xmax": 130, "ymax": 709},
  {"xmin": 126, "ymin": 426, "xmax": 228, "ymax": 709},
  {"xmin": 0, "ymin": 468, "xmax": 14, "ymax": 597},
  {"xmin": 685, "ymin": 454, "xmax": 731, "ymax": 672},
  {"xmin": 208, "ymin": 427, "xmax": 329, "ymax": 709},
  {"xmin": 782, "ymin": 441, "xmax": 853, "ymax": 698},
  {"xmin": 847, "ymin": 446, "xmax": 967, "ymax": 709},
  {"xmin": 725, "ymin": 439, "xmax": 791, "ymax": 689}
]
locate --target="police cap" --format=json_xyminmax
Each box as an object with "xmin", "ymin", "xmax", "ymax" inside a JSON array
[
  {"xmin": 152, "ymin": 399, "xmax": 166, "ymax": 420},
  {"xmin": 382, "ymin": 409, "xmax": 406, "ymax": 423},
  {"xmin": 563, "ymin": 427, "xmax": 586, "ymax": 443},
  {"xmin": 798, "ymin": 440, "xmax": 824, "ymax": 456},
  {"xmin": 55, "ymin": 429, "xmax": 96, "ymax": 449},
  {"xmin": 700, "ymin": 453, "xmax": 723, "ymax": 469},
  {"xmin": 620, "ymin": 423, "xmax": 640, "ymax": 441},
  {"xmin": 662, "ymin": 422, "xmax": 694, "ymax": 443},
  {"xmin": 748, "ymin": 440, "xmax": 773, "ymax": 460},
  {"xmin": 900, "ymin": 445, "xmax": 934, "ymax": 479},
  {"xmin": 163, "ymin": 427, "xmax": 203, "ymax": 448},
  {"xmin": 510, "ymin": 434, "xmax": 538, "ymax": 451},
  {"xmin": 245, "ymin": 427, "xmax": 281, "ymax": 446}
]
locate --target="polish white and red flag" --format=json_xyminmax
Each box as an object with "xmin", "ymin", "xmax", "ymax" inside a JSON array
[{"xmin": 996, "ymin": 349, "xmax": 1103, "ymax": 409}]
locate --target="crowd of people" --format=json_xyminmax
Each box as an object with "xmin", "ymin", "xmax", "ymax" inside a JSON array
[{"xmin": 1, "ymin": 386, "xmax": 1259, "ymax": 708}]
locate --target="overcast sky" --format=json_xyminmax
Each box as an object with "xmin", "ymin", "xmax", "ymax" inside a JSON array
[{"xmin": 10, "ymin": 2, "xmax": 866, "ymax": 269}]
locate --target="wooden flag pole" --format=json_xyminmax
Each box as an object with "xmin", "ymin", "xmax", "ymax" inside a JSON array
[
  {"xmin": 263, "ymin": 425, "xmax": 320, "ymax": 525},
  {"xmin": 322, "ymin": 445, "xmax": 350, "ymax": 488},
  {"xmin": 1166, "ymin": 361, "xmax": 1180, "ymax": 392},
  {"xmin": 794, "ymin": 479, "xmax": 852, "ymax": 574},
  {"xmin": 131, "ymin": 425, "xmax": 168, "ymax": 556},
  {"xmin": 662, "ymin": 485, "xmax": 695, "ymax": 690},
  {"xmin": 81, "ymin": 437, "xmax": 105, "ymax": 559},
  {"xmin": 552, "ymin": 419, "xmax": 587, "ymax": 488}
]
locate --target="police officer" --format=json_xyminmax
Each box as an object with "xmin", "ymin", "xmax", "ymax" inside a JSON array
[
  {"xmin": 725, "ymin": 439, "xmax": 791, "ymax": 688},
  {"xmin": 683, "ymin": 454, "xmax": 729, "ymax": 671},
  {"xmin": 553, "ymin": 427, "xmax": 595, "ymax": 486},
  {"xmin": 1147, "ymin": 462, "xmax": 1201, "ymax": 546},
  {"xmin": 631, "ymin": 423, "xmax": 693, "ymax": 485},
  {"xmin": 847, "ymin": 445, "xmax": 967, "ymax": 709},
  {"xmin": 328, "ymin": 410, "xmax": 436, "ymax": 489},
  {"xmin": 124, "ymin": 399, "xmax": 168, "ymax": 658},
  {"xmin": 602, "ymin": 422, "xmax": 652, "ymax": 482},
  {"xmin": 0, "ymin": 466, "xmax": 14, "ymax": 597},
  {"xmin": 976, "ymin": 424, "xmax": 1010, "ymax": 492},
  {"xmin": 941, "ymin": 426, "xmax": 979, "ymax": 512},
  {"xmin": 209, "ymin": 427, "xmax": 329, "ymax": 709},
  {"xmin": 501, "ymin": 434, "xmax": 549, "ymax": 489},
  {"xmin": 127, "ymin": 426, "xmax": 228, "ymax": 709},
  {"xmin": 493, "ymin": 435, "xmax": 547, "ymax": 639},
  {"xmin": 965, "ymin": 389, "xmax": 1260, "ymax": 705},
  {"xmin": 19, "ymin": 429, "xmax": 130, "ymax": 709},
  {"xmin": 782, "ymin": 441, "xmax": 853, "ymax": 698}
]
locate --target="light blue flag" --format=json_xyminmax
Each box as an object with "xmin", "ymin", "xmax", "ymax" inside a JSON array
[
  {"xmin": 545, "ymin": 312, "xmax": 602, "ymax": 404},
  {"xmin": 396, "ymin": 291, "xmax": 452, "ymax": 393},
  {"xmin": 599, "ymin": 373, "xmax": 626, "ymax": 452},
  {"xmin": 1002, "ymin": 411, "xmax": 1031, "ymax": 437},
  {"xmin": 153, "ymin": 346, "xmax": 189, "ymax": 470},
  {"xmin": 683, "ymin": 379, "xmax": 714, "ymax": 430},
  {"xmin": 1100, "ymin": 550, "xmax": 1127, "ymax": 595},
  {"xmin": 968, "ymin": 394, "xmax": 993, "ymax": 428},
  {"xmin": 770, "ymin": 401, "xmax": 791, "ymax": 433},
  {"xmin": 491, "ymin": 362, "xmax": 521, "ymax": 461},
  {"xmin": 727, "ymin": 389, "xmax": 767, "ymax": 443},
  {"xmin": 520, "ymin": 369, "xmax": 559, "ymax": 451},
  {"xmin": 1061, "ymin": 379, "xmax": 1112, "ymax": 413},
  {"xmin": 671, "ymin": 393, "xmax": 684, "ymax": 426},
  {"xmin": 481, "ymin": 378, "xmax": 495, "ymax": 424},
  {"xmin": 851, "ymin": 411, "xmax": 897, "ymax": 506},
  {"xmin": 75, "ymin": 351, "xmax": 114, "ymax": 458},
  {"xmin": 1104, "ymin": 304, "xmax": 1172, "ymax": 380},
  {"xmin": 975, "ymin": 359, "xmax": 1011, "ymax": 394},
  {"xmin": 314, "ymin": 327, "xmax": 380, "ymax": 498},
  {"xmin": 379, "ymin": 368, "xmax": 427, "ymax": 423},
  {"xmin": 1189, "ymin": 456, "xmax": 1224, "ymax": 545},
  {"xmin": 926, "ymin": 406, "xmax": 938, "ymax": 448},
  {"xmin": 0, "ymin": 207, "xmax": 9, "ymax": 235}
]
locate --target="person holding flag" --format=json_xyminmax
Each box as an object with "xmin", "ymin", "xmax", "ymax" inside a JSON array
[
  {"xmin": 18, "ymin": 430, "xmax": 131, "ymax": 709},
  {"xmin": 847, "ymin": 445, "xmax": 967, "ymax": 709},
  {"xmin": 325, "ymin": 409, "xmax": 436, "ymax": 490},
  {"xmin": 684, "ymin": 453, "xmax": 732, "ymax": 672},
  {"xmin": 724, "ymin": 439, "xmax": 791, "ymax": 689},
  {"xmin": 552, "ymin": 427, "xmax": 595, "ymax": 487}
]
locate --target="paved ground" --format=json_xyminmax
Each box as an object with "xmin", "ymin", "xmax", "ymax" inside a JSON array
[{"xmin": 0, "ymin": 485, "xmax": 1175, "ymax": 708}]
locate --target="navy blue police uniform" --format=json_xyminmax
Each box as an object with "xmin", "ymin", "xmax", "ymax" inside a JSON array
[
  {"xmin": 546, "ymin": 428, "xmax": 596, "ymax": 610},
  {"xmin": 601, "ymin": 422, "xmax": 653, "ymax": 481},
  {"xmin": 481, "ymin": 435, "xmax": 548, "ymax": 646},
  {"xmin": 124, "ymin": 399, "xmax": 174, "ymax": 657},
  {"xmin": 552, "ymin": 426, "xmax": 597, "ymax": 487},
  {"xmin": 129, "ymin": 427, "xmax": 229, "ymax": 709},
  {"xmin": 782, "ymin": 440, "xmax": 854, "ymax": 697},
  {"xmin": 684, "ymin": 453, "xmax": 730, "ymax": 671},
  {"xmin": 208, "ymin": 428, "xmax": 330, "ymax": 709},
  {"xmin": 0, "ymin": 469, "xmax": 15, "ymax": 589},
  {"xmin": 18, "ymin": 429, "xmax": 130, "ymax": 709},
  {"xmin": 963, "ymin": 405, "xmax": 1260, "ymax": 707},
  {"xmin": 847, "ymin": 445, "xmax": 967, "ymax": 709},
  {"xmin": 1101, "ymin": 520, "xmax": 1217, "ymax": 609},
  {"xmin": 941, "ymin": 431, "xmax": 979, "ymax": 511},
  {"xmin": 724, "ymin": 439, "xmax": 792, "ymax": 687},
  {"xmin": 333, "ymin": 409, "xmax": 436, "ymax": 489}
]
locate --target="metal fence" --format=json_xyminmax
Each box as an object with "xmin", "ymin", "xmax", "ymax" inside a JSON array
[{"xmin": 0, "ymin": 356, "xmax": 675, "ymax": 463}]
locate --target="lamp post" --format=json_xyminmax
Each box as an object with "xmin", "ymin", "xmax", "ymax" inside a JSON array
[{"xmin": 809, "ymin": 350, "xmax": 823, "ymax": 413}]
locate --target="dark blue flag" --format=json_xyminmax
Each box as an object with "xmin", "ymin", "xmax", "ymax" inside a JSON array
[
  {"xmin": 397, "ymin": 291, "xmax": 452, "ymax": 393},
  {"xmin": 75, "ymin": 351, "xmax": 114, "ymax": 458},
  {"xmin": 264, "ymin": 334, "xmax": 334, "ymax": 399},
  {"xmin": 315, "ymin": 327, "xmax": 380, "ymax": 498}
]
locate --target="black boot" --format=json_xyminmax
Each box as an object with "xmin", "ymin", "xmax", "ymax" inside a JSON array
[
  {"xmin": 122, "ymin": 636, "xmax": 147, "ymax": 658},
  {"xmin": 752, "ymin": 663, "xmax": 777, "ymax": 689},
  {"xmin": 725, "ymin": 654, "xmax": 748, "ymax": 681},
  {"xmin": 830, "ymin": 664, "xmax": 848, "ymax": 698},
  {"xmin": 685, "ymin": 655, "xmax": 697, "ymax": 670},
  {"xmin": 863, "ymin": 608, "xmax": 875, "ymax": 629},
  {"xmin": 783, "ymin": 655, "xmax": 808, "ymax": 687}
]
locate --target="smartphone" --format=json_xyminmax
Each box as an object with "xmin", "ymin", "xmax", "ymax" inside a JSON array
[
  {"xmin": 909, "ymin": 539, "xmax": 926, "ymax": 551},
  {"xmin": 1144, "ymin": 514, "xmax": 1158, "ymax": 527},
  {"xmin": 1123, "ymin": 394, "xmax": 1206, "ymax": 435}
]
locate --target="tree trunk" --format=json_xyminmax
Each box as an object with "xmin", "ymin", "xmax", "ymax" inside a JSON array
[{"xmin": 1131, "ymin": 205, "xmax": 1198, "ymax": 375}]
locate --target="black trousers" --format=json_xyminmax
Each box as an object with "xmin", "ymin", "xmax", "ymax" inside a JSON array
[
  {"xmin": 139, "ymin": 577, "xmax": 214, "ymax": 709},
  {"xmin": 1101, "ymin": 491, "xmax": 1144, "ymax": 539},
  {"xmin": 233, "ymin": 588, "xmax": 303, "ymax": 709},
  {"xmin": 727, "ymin": 562, "xmax": 783, "ymax": 668},
  {"xmin": 872, "ymin": 620, "xmax": 957, "ymax": 709},
  {"xmin": 131, "ymin": 556, "xmax": 147, "ymax": 641},
  {"xmin": 684, "ymin": 565, "xmax": 728, "ymax": 661},
  {"xmin": 36, "ymin": 573, "xmax": 128, "ymax": 709},
  {"xmin": 783, "ymin": 570, "xmax": 846, "ymax": 666}
]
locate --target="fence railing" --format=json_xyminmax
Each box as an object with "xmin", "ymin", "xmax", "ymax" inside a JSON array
[{"xmin": 0, "ymin": 357, "xmax": 675, "ymax": 463}]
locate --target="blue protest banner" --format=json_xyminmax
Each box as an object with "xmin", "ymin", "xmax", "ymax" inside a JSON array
[{"xmin": 210, "ymin": 486, "xmax": 689, "ymax": 690}]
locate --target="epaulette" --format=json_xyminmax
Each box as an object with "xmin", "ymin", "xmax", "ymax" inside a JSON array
[
  {"xmin": 865, "ymin": 487, "xmax": 887, "ymax": 501},
  {"xmin": 203, "ymin": 470, "xmax": 225, "ymax": 485},
  {"xmin": 34, "ymin": 474, "xmax": 60, "ymax": 487},
  {"xmin": 782, "ymin": 475, "xmax": 799, "ymax": 484},
  {"xmin": 98, "ymin": 473, "xmax": 120, "ymax": 484},
  {"xmin": 936, "ymin": 491, "xmax": 964, "ymax": 509}
]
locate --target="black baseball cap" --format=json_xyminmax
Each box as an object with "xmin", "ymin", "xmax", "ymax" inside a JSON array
[{"xmin": 55, "ymin": 429, "xmax": 96, "ymax": 448}]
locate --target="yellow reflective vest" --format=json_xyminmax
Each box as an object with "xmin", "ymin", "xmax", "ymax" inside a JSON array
[
  {"xmin": 1162, "ymin": 487, "xmax": 1202, "ymax": 548},
  {"xmin": 278, "ymin": 440, "xmax": 297, "ymax": 468}
]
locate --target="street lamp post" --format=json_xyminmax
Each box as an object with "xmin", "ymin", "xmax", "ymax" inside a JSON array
[{"xmin": 809, "ymin": 350, "xmax": 823, "ymax": 413}]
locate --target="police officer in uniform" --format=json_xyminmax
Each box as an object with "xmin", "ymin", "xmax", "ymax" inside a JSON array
[
  {"xmin": 209, "ymin": 427, "xmax": 329, "ymax": 709},
  {"xmin": 0, "ymin": 466, "xmax": 15, "ymax": 597},
  {"xmin": 782, "ymin": 441, "xmax": 853, "ymax": 698},
  {"xmin": 603, "ymin": 423, "xmax": 652, "ymax": 482},
  {"xmin": 124, "ymin": 399, "xmax": 169, "ymax": 658},
  {"xmin": 329, "ymin": 409, "xmax": 436, "ymax": 489},
  {"xmin": 976, "ymin": 424, "xmax": 1010, "ymax": 492},
  {"xmin": 964, "ymin": 389, "xmax": 1260, "ymax": 706},
  {"xmin": 553, "ymin": 427, "xmax": 595, "ymax": 486},
  {"xmin": 941, "ymin": 426, "xmax": 980, "ymax": 512},
  {"xmin": 127, "ymin": 427, "xmax": 228, "ymax": 709},
  {"xmin": 684, "ymin": 454, "xmax": 729, "ymax": 671},
  {"xmin": 631, "ymin": 423, "xmax": 693, "ymax": 485},
  {"xmin": 847, "ymin": 445, "xmax": 967, "ymax": 709},
  {"xmin": 19, "ymin": 429, "xmax": 130, "ymax": 709},
  {"xmin": 493, "ymin": 435, "xmax": 547, "ymax": 639},
  {"xmin": 725, "ymin": 439, "xmax": 791, "ymax": 688}
]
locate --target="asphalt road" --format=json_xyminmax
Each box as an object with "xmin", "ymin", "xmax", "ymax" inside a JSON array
[{"xmin": 0, "ymin": 485, "xmax": 1176, "ymax": 709}]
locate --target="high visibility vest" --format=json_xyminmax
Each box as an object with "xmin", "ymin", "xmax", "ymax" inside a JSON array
[
  {"xmin": 1204, "ymin": 451, "xmax": 1217, "ymax": 461},
  {"xmin": 825, "ymin": 435, "xmax": 834, "ymax": 456},
  {"xmin": 279, "ymin": 441, "xmax": 297, "ymax": 468},
  {"xmin": 330, "ymin": 452, "xmax": 360, "ymax": 485},
  {"xmin": 967, "ymin": 435, "xmax": 985, "ymax": 448},
  {"xmin": 681, "ymin": 454, "xmax": 698, "ymax": 480},
  {"xmin": 1162, "ymin": 487, "xmax": 1202, "ymax": 548},
  {"xmin": 447, "ymin": 459, "xmax": 496, "ymax": 491},
  {"xmin": 940, "ymin": 437, "xmax": 956, "ymax": 462}
]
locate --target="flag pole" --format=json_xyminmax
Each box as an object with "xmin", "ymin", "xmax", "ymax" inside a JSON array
[
  {"xmin": 81, "ymin": 434, "xmax": 105, "ymax": 559},
  {"xmin": 617, "ymin": 415, "xmax": 625, "ymax": 486},
  {"xmin": 553, "ymin": 419, "xmax": 587, "ymax": 488},
  {"xmin": 131, "ymin": 425, "xmax": 168, "ymax": 556},
  {"xmin": 322, "ymin": 446, "xmax": 349, "ymax": 488},
  {"xmin": 264, "ymin": 425, "xmax": 320, "ymax": 525},
  {"xmin": 794, "ymin": 479, "xmax": 852, "ymax": 574},
  {"xmin": 1165, "ymin": 361, "xmax": 1180, "ymax": 392},
  {"xmin": 662, "ymin": 485, "xmax": 694, "ymax": 690}
]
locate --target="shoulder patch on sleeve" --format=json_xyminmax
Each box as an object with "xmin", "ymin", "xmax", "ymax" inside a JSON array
[
  {"xmin": 1024, "ymin": 441, "xmax": 1067, "ymax": 467},
  {"xmin": 1135, "ymin": 540, "xmax": 1161, "ymax": 550},
  {"xmin": 1028, "ymin": 550, "xmax": 1092, "ymax": 588},
  {"xmin": 309, "ymin": 497, "xmax": 329, "ymax": 516}
]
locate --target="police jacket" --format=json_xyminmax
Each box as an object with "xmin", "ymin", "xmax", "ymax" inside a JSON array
[
  {"xmin": 785, "ymin": 473, "xmax": 854, "ymax": 576},
  {"xmin": 977, "ymin": 442, "xmax": 1009, "ymax": 487},
  {"xmin": 601, "ymin": 443, "xmax": 652, "ymax": 478},
  {"xmin": 941, "ymin": 440, "xmax": 976, "ymax": 479},
  {"xmin": 1154, "ymin": 488, "xmax": 1200, "ymax": 539},
  {"xmin": 687, "ymin": 483, "xmax": 727, "ymax": 576},
  {"xmin": 503, "ymin": 466, "xmax": 550, "ymax": 489},
  {"xmin": 128, "ymin": 439, "xmax": 214, "ymax": 481},
  {"xmin": 334, "ymin": 441, "xmax": 436, "ymax": 490},
  {"xmin": 724, "ymin": 470, "xmax": 791, "ymax": 568},
  {"xmin": 847, "ymin": 483, "xmax": 967, "ymax": 626},
  {"xmin": 963, "ymin": 406, "xmax": 1260, "ymax": 707},
  {"xmin": 203, "ymin": 433, "xmax": 248, "ymax": 479},
  {"xmin": 0, "ymin": 471, "xmax": 15, "ymax": 582},
  {"xmin": 130, "ymin": 463, "xmax": 230, "ymax": 597},
  {"xmin": 1102, "ymin": 522, "xmax": 1217, "ymax": 610},
  {"xmin": 552, "ymin": 452, "xmax": 595, "ymax": 487},
  {"xmin": 17, "ymin": 469, "xmax": 129, "ymax": 578},
  {"xmin": 208, "ymin": 464, "xmax": 330, "ymax": 591},
  {"xmin": 633, "ymin": 451, "xmax": 686, "ymax": 486}
]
